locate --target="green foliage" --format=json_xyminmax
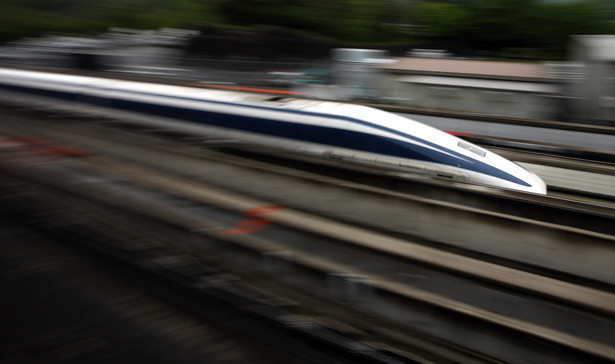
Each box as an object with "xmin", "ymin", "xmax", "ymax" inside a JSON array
[
  {"xmin": 177, "ymin": 0, "xmax": 406, "ymax": 42},
  {"xmin": 535, "ymin": 1, "xmax": 614, "ymax": 40},
  {"xmin": 0, "ymin": 0, "xmax": 224, "ymax": 42},
  {"xmin": 0, "ymin": 0, "xmax": 613, "ymax": 58},
  {"xmin": 416, "ymin": 2, "xmax": 471, "ymax": 39},
  {"xmin": 413, "ymin": 0, "xmax": 614, "ymax": 56}
]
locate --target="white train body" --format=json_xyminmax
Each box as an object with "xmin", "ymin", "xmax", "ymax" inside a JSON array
[{"xmin": 0, "ymin": 68, "xmax": 546, "ymax": 194}]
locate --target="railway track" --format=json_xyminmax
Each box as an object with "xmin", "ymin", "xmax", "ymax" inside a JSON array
[
  {"xmin": 0, "ymin": 211, "xmax": 354, "ymax": 364},
  {"xmin": 3, "ymin": 107, "xmax": 615, "ymax": 283},
  {"xmin": 2, "ymin": 107, "xmax": 615, "ymax": 362},
  {"xmin": 2, "ymin": 152, "xmax": 614, "ymax": 363},
  {"xmin": 0, "ymin": 151, "xmax": 490, "ymax": 364}
]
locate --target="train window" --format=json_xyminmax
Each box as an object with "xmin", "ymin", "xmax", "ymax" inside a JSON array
[{"xmin": 457, "ymin": 140, "xmax": 486, "ymax": 157}]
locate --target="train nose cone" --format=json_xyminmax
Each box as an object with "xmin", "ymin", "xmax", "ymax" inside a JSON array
[{"xmin": 526, "ymin": 170, "xmax": 547, "ymax": 195}]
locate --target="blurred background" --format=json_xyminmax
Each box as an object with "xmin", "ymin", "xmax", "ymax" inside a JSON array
[{"xmin": 1, "ymin": 0, "xmax": 615, "ymax": 124}]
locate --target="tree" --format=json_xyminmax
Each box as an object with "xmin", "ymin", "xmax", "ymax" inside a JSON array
[
  {"xmin": 416, "ymin": 2, "xmax": 471, "ymax": 39},
  {"xmin": 412, "ymin": 0, "xmax": 614, "ymax": 57}
]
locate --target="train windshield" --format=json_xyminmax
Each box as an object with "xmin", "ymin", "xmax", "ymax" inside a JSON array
[{"xmin": 457, "ymin": 140, "xmax": 486, "ymax": 157}]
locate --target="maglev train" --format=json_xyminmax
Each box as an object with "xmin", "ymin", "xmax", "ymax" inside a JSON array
[{"xmin": 0, "ymin": 67, "xmax": 546, "ymax": 194}]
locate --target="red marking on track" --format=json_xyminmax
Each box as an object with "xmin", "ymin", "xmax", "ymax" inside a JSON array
[
  {"xmin": 242, "ymin": 205, "xmax": 284, "ymax": 217},
  {"xmin": 0, "ymin": 136, "xmax": 91, "ymax": 157},
  {"xmin": 221, "ymin": 205, "xmax": 285, "ymax": 235},
  {"xmin": 41, "ymin": 144, "xmax": 91, "ymax": 157},
  {"xmin": 0, "ymin": 136, "xmax": 92, "ymax": 169},
  {"xmin": 221, "ymin": 219, "xmax": 273, "ymax": 235},
  {"xmin": 191, "ymin": 84, "xmax": 305, "ymax": 96},
  {"xmin": 4, "ymin": 136, "xmax": 51, "ymax": 145},
  {"xmin": 444, "ymin": 130, "xmax": 475, "ymax": 138}
]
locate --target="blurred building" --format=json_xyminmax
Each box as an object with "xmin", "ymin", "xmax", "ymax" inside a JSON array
[
  {"xmin": 0, "ymin": 28, "xmax": 199, "ymax": 74},
  {"xmin": 330, "ymin": 48, "xmax": 396, "ymax": 99},
  {"xmin": 376, "ymin": 57, "xmax": 559, "ymax": 120},
  {"xmin": 566, "ymin": 35, "xmax": 615, "ymax": 123}
]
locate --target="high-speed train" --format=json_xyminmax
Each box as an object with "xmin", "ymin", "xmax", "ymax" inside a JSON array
[{"xmin": 0, "ymin": 67, "xmax": 546, "ymax": 194}]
